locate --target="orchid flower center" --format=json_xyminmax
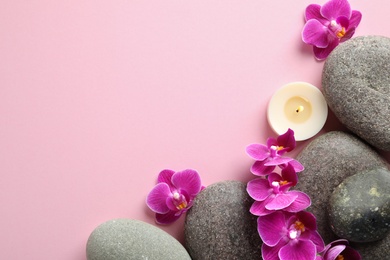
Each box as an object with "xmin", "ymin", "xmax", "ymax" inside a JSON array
[
  {"xmin": 172, "ymin": 192, "xmax": 188, "ymax": 210},
  {"xmin": 288, "ymin": 220, "xmax": 305, "ymax": 240},
  {"xmin": 271, "ymin": 145, "xmax": 284, "ymax": 151},
  {"xmin": 330, "ymin": 20, "xmax": 346, "ymax": 39},
  {"xmin": 336, "ymin": 255, "xmax": 344, "ymax": 260}
]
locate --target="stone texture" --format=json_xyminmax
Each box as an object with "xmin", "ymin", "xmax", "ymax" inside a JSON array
[
  {"xmin": 322, "ymin": 35, "xmax": 390, "ymax": 151},
  {"xmin": 294, "ymin": 131, "xmax": 387, "ymax": 243},
  {"xmin": 328, "ymin": 168, "xmax": 390, "ymax": 242},
  {"xmin": 294, "ymin": 131, "xmax": 390, "ymax": 258},
  {"xmin": 185, "ymin": 180, "xmax": 262, "ymax": 260},
  {"xmin": 86, "ymin": 219, "xmax": 191, "ymax": 260}
]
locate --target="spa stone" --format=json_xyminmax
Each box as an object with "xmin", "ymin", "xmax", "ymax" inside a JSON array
[
  {"xmin": 322, "ymin": 35, "xmax": 390, "ymax": 151},
  {"xmin": 86, "ymin": 219, "xmax": 191, "ymax": 260},
  {"xmin": 185, "ymin": 180, "xmax": 262, "ymax": 260},
  {"xmin": 328, "ymin": 168, "xmax": 390, "ymax": 242},
  {"xmin": 294, "ymin": 131, "xmax": 388, "ymax": 243}
]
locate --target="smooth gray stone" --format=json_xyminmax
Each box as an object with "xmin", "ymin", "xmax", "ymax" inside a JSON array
[
  {"xmin": 86, "ymin": 219, "xmax": 191, "ymax": 260},
  {"xmin": 294, "ymin": 131, "xmax": 390, "ymax": 259},
  {"xmin": 322, "ymin": 35, "xmax": 390, "ymax": 151},
  {"xmin": 328, "ymin": 168, "xmax": 390, "ymax": 242},
  {"xmin": 185, "ymin": 180, "xmax": 262, "ymax": 260}
]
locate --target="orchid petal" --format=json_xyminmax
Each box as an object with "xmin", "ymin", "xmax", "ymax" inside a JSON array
[
  {"xmin": 250, "ymin": 198, "xmax": 273, "ymax": 216},
  {"xmin": 171, "ymin": 169, "xmax": 202, "ymax": 196},
  {"xmin": 321, "ymin": 0, "xmax": 351, "ymax": 21},
  {"xmin": 279, "ymin": 240, "xmax": 317, "ymax": 260},
  {"xmin": 297, "ymin": 211, "xmax": 318, "ymax": 231},
  {"xmin": 277, "ymin": 128, "xmax": 296, "ymax": 152},
  {"xmin": 246, "ymin": 143, "xmax": 269, "ymax": 160},
  {"xmin": 157, "ymin": 169, "xmax": 175, "ymax": 186},
  {"xmin": 302, "ymin": 19, "xmax": 330, "ymax": 48},
  {"xmin": 247, "ymin": 178, "xmax": 271, "ymax": 201},
  {"xmin": 146, "ymin": 183, "xmax": 171, "ymax": 214},
  {"xmin": 305, "ymin": 4, "xmax": 328, "ymax": 24},
  {"xmin": 257, "ymin": 211, "xmax": 287, "ymax": 246},
  {"xmin": 165, "ymin": 196, "xmax": 179, "ymax": 211},
  {"xmin": 341, "ymin": 27, "xmax": 355, "ymax": 42},
  {"xmin": 349, "ymin": 10, "xmax": 362, "ymax": 29},
  {"xmin": 155, "ymin": 210, "xmax": 181, "ymax": 225},
  {"xmin": 325, "ymin": 245, "xmax": 346, "ymax": 260},
  {"xmin": 265, "ymin": 156, "xmax": 293, "ymax": 166},
  {"xmin": 262, "ymin": 243, "xmax": 283, "ymax": 260},
  {"xmin": 283, "ymin": 191, "xmax": 311, "ymax": 212},
  {"xmin": 265, "ymin": 193, "xmax": 298, "ymax": 210},
  {"xmin": 281, "ymin": 164, "xmax": 298, "ymax": 185},
  {"xmin": 288, "ymin": 159, "xmax": 304, "ymax": 172},
  {"xmin": 313, "ymin": 39, "xmax": 339, "ymax": 60},
  {"xmin": 340, "ymin": 246, "xmax": 362, "ymax": 259},
  {"xmin": 251, "ymin": 160, "xmax": 275, "ymax": 176},
  {"xmin": 311, "ymin": 231, "xmax": 325, "ymax": 252}
]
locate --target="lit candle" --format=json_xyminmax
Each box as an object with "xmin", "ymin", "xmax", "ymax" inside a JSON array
[{"xmin": 267, "ymin": 82, "xmax": 328, "ymax": 141}]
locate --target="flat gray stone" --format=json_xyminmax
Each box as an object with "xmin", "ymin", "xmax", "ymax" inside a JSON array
[
  {"xmin": 294, "ymin": 131, "xmax": 390, "ymax": 258},
  {"xmin": 322, "ymin": 35, "xmax": 390, "ymax": 151},
  {"xmin": 328, "ymin": 168, "xmax": 390, "ymax": 242},
  {"xmin": 86, "ymin": 219, "xmax": 191, "ymax": 260},
  {"xmin": 185, "ymin": 180, "xmax": 262, "ymax": 260}
]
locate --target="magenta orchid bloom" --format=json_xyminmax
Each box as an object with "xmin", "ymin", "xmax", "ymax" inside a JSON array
[
  {"xmin": 247, "ymin": 164, "xmax": 310, "ymax": 216},
  {"xmin": 317, "ymin": 239, "xmax": 361, "ymax": 260},
  {"xmin": 259, "ymin": 211, "xmax": 325, "ymax": 260},
  {"xmin": 246, "ymin": 129, "xmax": 303, "ymax": 176},
  {"xmin": 146, "ymin": 169, "xmax": 204, "ymax": 224},
  {"xmin": 302, "ymin": 0, "xmax": 362, "ymax": 60}
]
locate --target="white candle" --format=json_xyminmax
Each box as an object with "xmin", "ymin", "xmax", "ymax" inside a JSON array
[{"xmin": 267, "ymin": 82, "xmax": 328, "ymax": 141}]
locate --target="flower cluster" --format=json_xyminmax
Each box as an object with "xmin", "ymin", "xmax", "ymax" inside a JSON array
[
  {"xmin": 146, "ymin": 169, "xmax": 204, "ymax": 224},
  {"xmin": 246, "ymin": 129, "xmax": 361, "ymax": 260},
  {"xmin": 302, "ymin": 0, "xmax": 362, "ymax": 60}
]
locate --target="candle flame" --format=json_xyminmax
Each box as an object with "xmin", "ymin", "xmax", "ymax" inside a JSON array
[{"xmin": 296, "ymin": 105, "xmax": 304, "ymax": 113}]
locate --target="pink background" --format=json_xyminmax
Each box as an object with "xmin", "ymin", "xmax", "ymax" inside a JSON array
[{"xmin": 1, "ymin": 1, "xmax": 389, "ymax": 259}]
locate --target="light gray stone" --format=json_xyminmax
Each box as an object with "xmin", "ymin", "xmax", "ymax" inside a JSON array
[
  {"xmin": 294, "ymin": 131, "xmax": 390, "ymax": 258},
  {"xmin": 185, "ymin": 180, "xmax": 262, "ymax": 260},
  {"xmin": 328, "ymin": 168, "xmax": 390, "ymax": 242},
  {"xmin": 86, "ymin": 219, "xmax": 191, "ymax": 260},
  {"xmin": 322, "ymin": 35, "xmax": 390, "ymax": 151}
]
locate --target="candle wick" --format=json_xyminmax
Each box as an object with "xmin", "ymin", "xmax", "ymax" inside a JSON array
[{"xmin": 296, "ymin": 106, "xmax": 304, "ymax": 113}]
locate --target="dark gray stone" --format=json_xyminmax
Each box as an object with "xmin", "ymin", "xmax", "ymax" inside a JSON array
[
  {"xmin": 294, "ymin": 131, "xmax": 387, "ymax": 243},
  {"xmin": 294, "ymin": 131, "xmax": 390, "ymax": 258},
  {"xmin": 86, "ymin": 219, "xmax": 191, "ymax": 260},
  {"xmin": 322, "ymin": 35, "xmax": 390, "ymax": 151},
  {"xmin": 184, "ymin": 180, "xmax": 262, "ymax": 260},
  {"xmin": 328, "ymin": 168, "xmax": 390, "ymax": 242}
]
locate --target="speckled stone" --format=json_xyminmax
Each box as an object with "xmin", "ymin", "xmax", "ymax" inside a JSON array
[
  {"xmin": 328, "ymin": 168, "xmax": 390, "ymax": 242},
  {"xmin": 294, "ymin": 131, "xmax": 390, "ymax": 258},
  {"xmin": 184, "ymin": 180, "xmax": 262, "ymax": 260},
  {"xmin": 86, "ymin": 219, "xmax": 191, "ymax": 260},
  {"xmin": 322, "ymin": 35, "xmax": 390, "ymax": 151}
]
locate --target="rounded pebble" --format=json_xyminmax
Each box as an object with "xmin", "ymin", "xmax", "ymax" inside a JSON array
[
  {"xmin": 185, "ymin": 180, "xmax": 262, "ymax": 260},
  {"xmin": 86, "ymin": 219, "xmax": 191, "ymax": 260},
  {"xmin": 322, "ymin": 35, "xmax": 390, "ymax": 151},
  {"xmin": 328, "ymin": 168, "xmax": 390, "ymax": 242},
  {"xmin": 294, "ymin": 131, "xmax": 390, "ymax": 258}
]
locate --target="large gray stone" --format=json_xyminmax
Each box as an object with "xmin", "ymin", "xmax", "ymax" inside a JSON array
[
  {"xmin": 328, "ymin": 168, "xmax": 390, "ymax": 242},
  {"xmin": 185, "ymin": 180, "xmax": 262, "ymax": 260},
  {"xmin": 322, "ymin": 35, "xmax": 390, "ymax": 151},
  {"xmin": 294, "ymin": 131, "xmax": 390, "ymax": 258},
  {"xmin": 86, "ymin": 219, "xmax": 191, "ymax": 260}
]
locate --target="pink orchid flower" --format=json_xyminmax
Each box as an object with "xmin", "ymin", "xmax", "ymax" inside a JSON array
[
  {"xmin": 259, "ymin": 211, "xmax": 325, "ymax": 260},
  {"xmin": 246, "ymin": 129, "xmax": 303, "ymax": 176},
  {"xmin": 302, "ymin": 0, "xmax": 362, "ymax": 60},
  {"xmin": 247, "ymin": 164, "xmax": 310, "ymax": 216},
  {"xmin": 146, "ymin": 169, "xmax": 204, "ymax": 224}
]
